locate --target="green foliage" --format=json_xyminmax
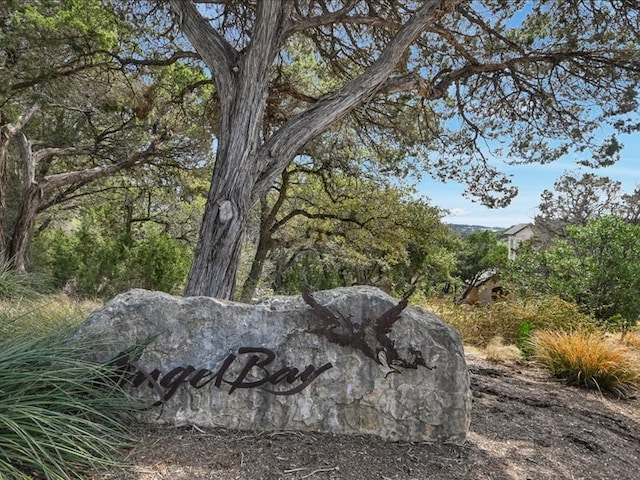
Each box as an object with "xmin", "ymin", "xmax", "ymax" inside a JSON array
[
  {"xmin": 129, "ymin": 229, "xmax": 193, "ymax": 293},
  {"xmin": 1, "ymin": 0, "xmax": 211, "ymax": 278},
  {"xmin": 515, "ymin": 320, "xmax": 537, "ymax": 359},
  {"xmin": 1, "ymin": 0, "xmax": 120, "ymax": 83},
  {"xmin": 33, "ymin": 209, "xmax": 192, "ymax": 297},
  {"xmin": 14, "ymin": 0, "xmax": 120, "ymax": 49},
  {"xmin": 263, "ymin": 174, "xmax": 456, "ymax": 297},
  {"xmin": 454, "ymin": 230, "xmax": 508, "ymax": 289},
  {"xmin": 508, "ymin": 216, "xmax": 640, "ymax": 326},
  {"xmin": 0, "ymin": 329, "xmax": 142, "ymax": 479},
  {"xmin": 534, "ymin": 173, "xmax": 634, "ymax": 242},
  {"xmin": 429, "ymin": 295, "xmax": 595, "ymax": 348},
  {"xmin": 532, "ymin": 330, "xmax": 640, "ymax": 396}
]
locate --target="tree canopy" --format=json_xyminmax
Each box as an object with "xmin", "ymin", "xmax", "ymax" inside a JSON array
[
  {"xmin": 4, "ymin": 1, "xmax": 640, "ymax": 299},
  {"xmin": 535, "ymin": 172, "xmax": 640, "ymax": 241},
  {"xmin": 508, "ymin": 216, "xmax": 640, "ymax": 327},
  {"xmin": 0, "ymin": 0, "xmax": 212, "ymax": 271},
  {"xmin": 150, "ymin": 0, "xmax": 640, "ymax": 298}
]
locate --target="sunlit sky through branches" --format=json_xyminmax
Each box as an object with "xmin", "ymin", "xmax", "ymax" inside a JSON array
[{"xmin": 418, "ymin": 130, "xmax": 640, "ymax": 228}]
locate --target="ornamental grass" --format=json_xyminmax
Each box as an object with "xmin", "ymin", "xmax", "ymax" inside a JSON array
[
  {"xmin": 531, "ymin": 330, "xmax": 640, "ymax": 397},
  {"xmin": 0, "ymin": 330, "xmax": 142, "ymax": 479},
  {"xmin": 0, "ymin": 293, "xmax": 99, "ymax": 341}
]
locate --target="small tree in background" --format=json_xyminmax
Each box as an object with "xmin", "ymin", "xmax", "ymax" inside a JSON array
[
  {"xmin": 535, "ymin": 173, "xmax": 640, "ymax": 243},
  {"xmin": 454, "ymin": 230, "xmax": 508, "ymax": 299},
  {"xmin": 508, "ymin": 216, "xmax": 640, "ymax": 329}
]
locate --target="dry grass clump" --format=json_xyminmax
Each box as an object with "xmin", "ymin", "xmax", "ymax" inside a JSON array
[
  {"xmin": 484, "ymin": 336, "xmax": 523, "ymax": 363},
  {"xmin": 0, "ymin": 293, "xmax": 100, "ymax": 340},
  {"xmin": 620, "ymin": 330, "xmax": 640, "ymax": 349},
  {"xmin": 426, "ymin": 295, "xmax": 594, "ymax": 348},
  {"xmin": 531, "ymin": 330, "xmax": 640, "ymax": 396}
]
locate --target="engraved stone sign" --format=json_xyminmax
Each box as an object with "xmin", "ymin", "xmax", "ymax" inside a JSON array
[{"xmin": 75, "ymin": 286, "xmax": 471, "ymax": 444}]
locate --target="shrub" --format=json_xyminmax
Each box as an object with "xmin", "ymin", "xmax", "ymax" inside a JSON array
[
  {"xmin": 427, "ymin": 294, "xmax": 595, "ymax": 348},
  {"xmin": 507, "ymin": 216, "xmax": 640, "ymax": 327},
  {"xmin": 515, "ymin": 321, "xmax": 537, "ymax": 359},
  {"xmin": 531, "ymin": 330, "xmax": 640, "ymax": 396},
  {"xmin": 34, "ymin": 220, "xmax": 192, "ymax": 297},
  {"xmin": 0, "ymin": 329, "xmax": 143, "ymax": 479},
  {"xmin": 129, "ymin": 229, "xmax": 192, "ymax": 293}
]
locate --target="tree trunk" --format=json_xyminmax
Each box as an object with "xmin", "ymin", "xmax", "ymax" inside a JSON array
[
  {"xmin": 172, "ymin": 0, "xmax": 454, "ymax": 299},
  {"xmin": 9, "ymin": 185, "xmax": 40, "ymax": 272},
  {"xmin": 239, "ymin": 196, "xmax": 276, "ymax": 303},
  {"xmin": 240, "ymin": 173, "xmax": 291, "ymax": 302},
  {"xmin": 184, "ymin": 164, "xmax": 254, "ymax": 298},
  {"xmin": 239, "ymin": 234, "xmax": 273, "ymax": 303},
  {"xmin": 177, "ymin": 0, "xmax": 285, "ymax": 299},
  {"xmin": 0, "ymin": 105, "xmax": 39, "ymax": 260},
  {"xmin": 0, "ymin": 131, "xmax": 9, "ymax": 258}
]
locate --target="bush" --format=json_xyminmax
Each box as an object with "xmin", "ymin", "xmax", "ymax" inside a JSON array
[
  {"xmin": 531, "ymin": 330, "xmax": 640, "ymax": 396},
  {"xmin": 0, "ymin": 329, "xmax": 143, "ymax": 479},
  {"xmin": 129, "ymin": 229, "xmax": 192, "ymax": 293},
  {"xmin": 507, "ymin": 216, "xmax": 640, "ymax": 327},
  {"xmin": 428, "ymin": 295, "xmax": 595, "ymax": 348},
  {"xmin": 515, "ymin": 320, "xmax": 537, "ymax": 359},
  {"xmin": 33, "ymin": 219, "xmax": 192, "ymax": 297}
]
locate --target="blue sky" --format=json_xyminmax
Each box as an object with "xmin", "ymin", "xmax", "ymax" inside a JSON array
[{"xmin": 417, "ymin": 131, "xmax": 640, "ymax": 228}]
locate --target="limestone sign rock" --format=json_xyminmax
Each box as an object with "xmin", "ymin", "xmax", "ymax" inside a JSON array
[{"xmin": 75, "ymin": 286, "xmax": 471, "ymax": 444}]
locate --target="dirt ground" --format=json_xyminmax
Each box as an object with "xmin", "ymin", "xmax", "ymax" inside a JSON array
[{"xmin": 97, "ymin": 350, "xmax": 640, "ymax": 480}]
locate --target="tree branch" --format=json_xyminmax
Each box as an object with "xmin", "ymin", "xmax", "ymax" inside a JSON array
[
  {"xmin": 10, "ymin": 61, "xmax": 111, "ymax": 92},
  {"xmin": 274, "ymin": 208, "xmax": 364, "ymax": 231},
  {"xmin": 33, "ymin": 146, "xmax": 94, "ymax": 165},
  {"xmin": 168, "ymin": 0, "xmax": 238, "ymax": 98},
  {"xmin": 109, "ymin": 50, "xmax": 202, "ymax": 67},
  {"xmin": 1, "ymin": 104, "xmax": 39, "ymax": 139},
  {"xmin": 244, "ymin": 0, "xmax": 290, "ymax": 85},
  {"xmin": 253, "ymin": 0, "xmax": 463, "ymax": 199},
  {"xmin": 287, "ymin": 0, "xmax": 360, "ymax": 33},
  {"xmin": 40, "ymin": 135, "xmax": 165, "ymax": 195}
]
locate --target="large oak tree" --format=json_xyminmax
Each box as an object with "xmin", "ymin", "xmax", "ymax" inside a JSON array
[{"xmin": 164, "ymin": 0, "xmax": 640, "ymax": 298}]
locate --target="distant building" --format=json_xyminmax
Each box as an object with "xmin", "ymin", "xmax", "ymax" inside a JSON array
[
  {"xmin": 503, "ymin": 223, "xmax": 534, "ymax": 260},
  {"xmin": 459, "ymin": 270, "xmax": 506, "ymax": 305}
]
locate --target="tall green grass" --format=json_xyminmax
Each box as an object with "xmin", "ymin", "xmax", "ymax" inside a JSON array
[
  {"xmin": 0, "ymin": 261, "xmax": 51, "ymax": 300},
  {"xmin": 0, "ymin": 329, "xmax": 143, "ymax": 479},
  {"xmin": 0, "ymin": 264, "xmax": 145, "ymax": 478},
  {"xmin": 0, "ymin": 261, "xmax": 99, "ymax": 340}
]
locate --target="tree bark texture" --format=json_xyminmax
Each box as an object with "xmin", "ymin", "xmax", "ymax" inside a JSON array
[
  {"xmin": 0, "ymin": 105, "xmax": 39, "ymax": 260},
  {"xmin": 9, "ymin": 132, "xmax": 40, "ymax": 272},
  {"xmin": 0, "ymin": 131, "xmax": 10, "ymax": 258},
  {"xmin": 5, "ymin": 132, "xmax": 163, "ymax": 271},
  {"xmin": 172, "ymin": 0, "xmax": 456, "ymax": 298},
  {"xmin": 239, "ymin": 193, "xmax": 281, "ymax": 303}
]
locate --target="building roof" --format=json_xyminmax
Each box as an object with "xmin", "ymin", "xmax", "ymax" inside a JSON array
[{"xmin": 503, "ymin": 223, "xmax": 532, "ymax": 236}]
